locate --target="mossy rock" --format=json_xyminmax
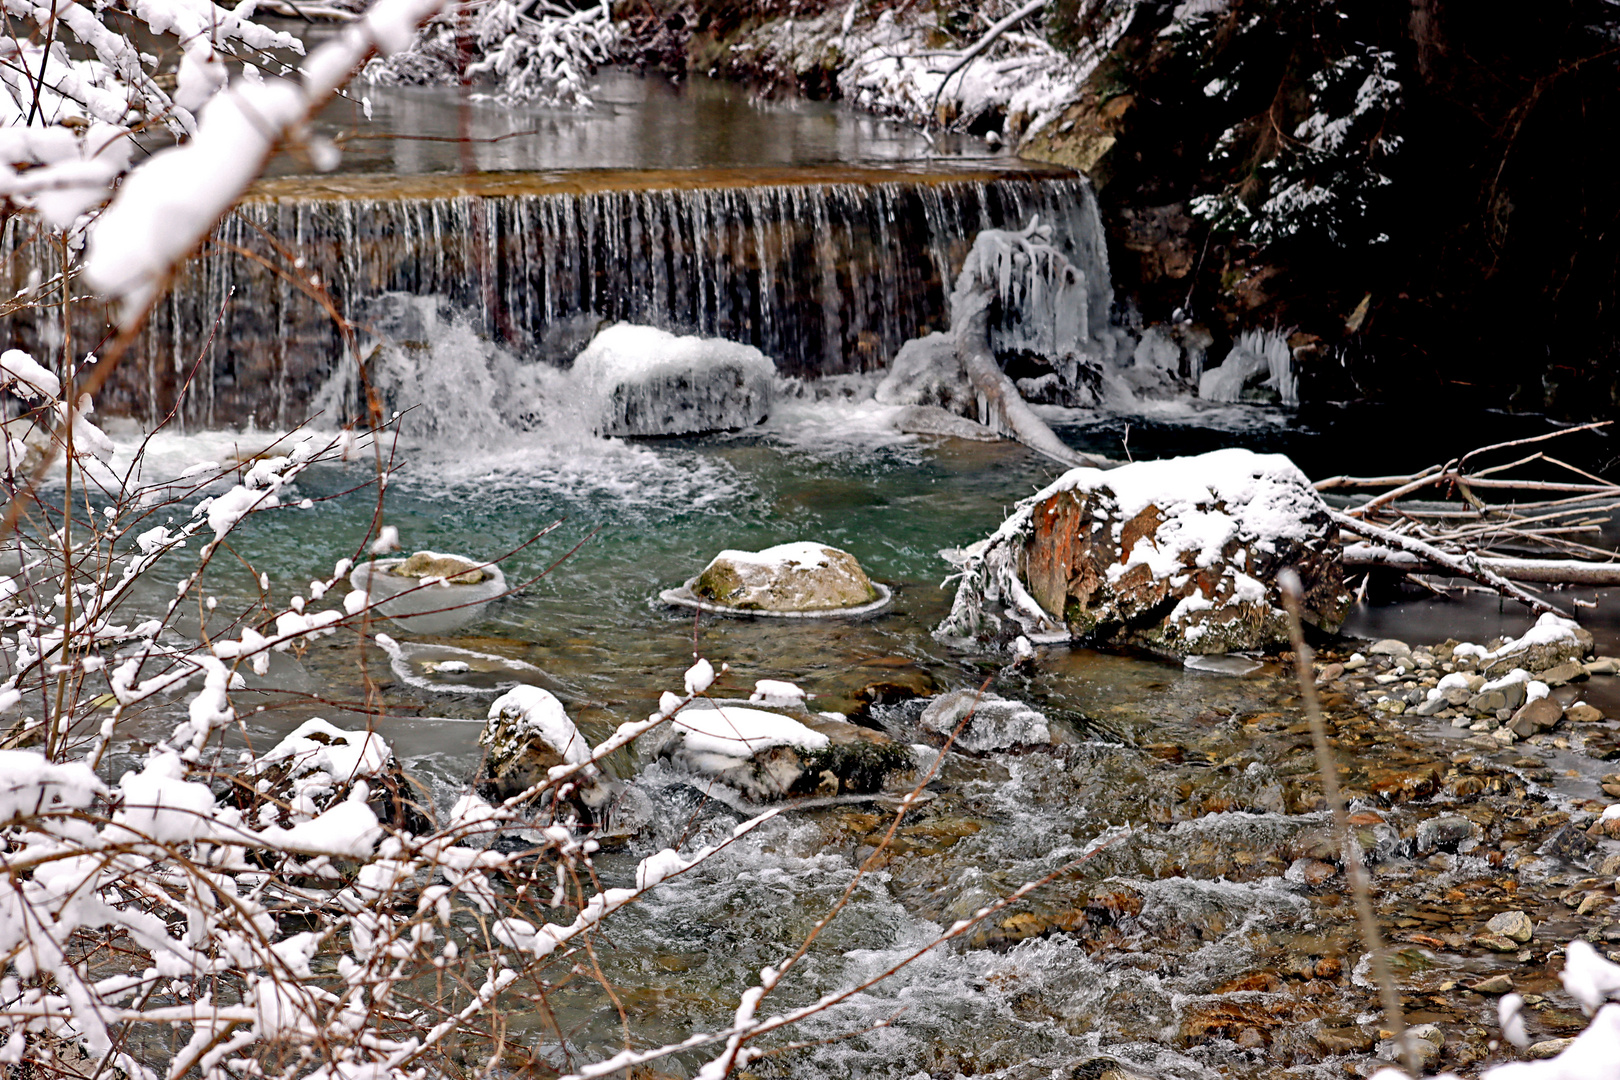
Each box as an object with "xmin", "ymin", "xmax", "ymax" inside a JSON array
[
  {"xmin": 391, "ymin": 551, "xmax": 486, "ymax": 585},
  {"xmin": 692, "ymin": 543, "xmax": 877, "ymax": 612}
]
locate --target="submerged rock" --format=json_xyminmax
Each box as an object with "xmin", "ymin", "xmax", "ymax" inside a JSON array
[
  {"xmin": 648, "ymin": 700, "xmax": 910, "ymax": 801},
  {"xmin": 893, "ymin": 404, "xmax": 1000, "ymax": 442},
  {"xmin": 691, "ymin": 541, "xmax": 879, "ymax": 612},
  {"xmin": 937, "ymin": 448, "xmax": 1349, "ymax": 655},
  {"xmin": 391, "ymin": 550, "xmax": 487, "ymax": 584},
  {"xmin": 918, "ymin": 689, "xmax": 1052, "ymax": 753},
  {"xmin": 573, "ymin": 323, "xmax": 773, "ymax": 437},
  {"xmin": 350, "ymin": 550, "xmax": 507, "ymax": 635}
]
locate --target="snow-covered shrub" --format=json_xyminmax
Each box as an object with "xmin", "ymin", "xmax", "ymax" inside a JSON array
[
  {"xmin": 1192, "ymin": 44, "xmax": 1402, "ymax": 249},
  {"xmin": 363, "ymin": 0, "xmax": 617, "ymax": 106},
  {"xmin": 838, "ymin": 0, "xmax": 1133, "ymax": 142}
]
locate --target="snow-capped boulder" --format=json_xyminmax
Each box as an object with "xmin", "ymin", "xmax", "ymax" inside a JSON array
[
  {"xmin": 936, "ymin": 448, "xmax": 1349, "ymax": 656},
  {"xmin": 480, "ymin": 685, "xmax": 596, "ymax": 794},
  {"xmin": 691, "ymin": 542, "xmax": 879, "ymax": 613},
  {"xmin": 647, "ymin": 700, "xmax": 911, "ymax": 801},
  {"xmin": 574, "ymin": 323, "xmax": 773, "ymax": 437},
  {"xmin": 1478, "ymin": 613, "xmax": 1595, "ymax": 676},
  {"xmin": 349, "ymin": 551, "xmax": 506, "ymax": 635},
  {"xmin": 919, "ymin": 690, "xmax": 1052, "ymax": 753}
]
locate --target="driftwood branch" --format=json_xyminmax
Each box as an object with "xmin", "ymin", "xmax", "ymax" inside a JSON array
[
  {"xmin": 1343, "ymin": 544, "xmax": 1620, "ymax": 585},
  {"xmin": 1332, "ymin": 512, "xmax": 1568, "ymax": 617}
]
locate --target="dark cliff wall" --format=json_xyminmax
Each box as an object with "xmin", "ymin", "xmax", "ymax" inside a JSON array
[{"xmin": 1028, "ymin": 0, "xmax": 1620, "ymax": 416}]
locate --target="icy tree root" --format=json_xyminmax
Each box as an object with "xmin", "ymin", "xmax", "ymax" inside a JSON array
[{"xmin": 954, "ymin": 287, "xmax": 1111, "ymax": 470}]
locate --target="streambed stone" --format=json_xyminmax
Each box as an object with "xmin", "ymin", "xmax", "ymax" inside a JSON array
[
  {"xmin": 647, "ymin": 701, "xmax": 910, "ymax": 801},
  {"xmin": 917, "ymin": 689, "xmax": 1052, "ymax": 753},
  {"xmin": 350, "ymin": 550, "xmax": 507, "ymax": 634}
]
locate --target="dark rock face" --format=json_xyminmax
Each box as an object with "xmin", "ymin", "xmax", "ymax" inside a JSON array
[{"xmin": 1032, "ymin": 0, "xmax": 1620, "ymax": 417}]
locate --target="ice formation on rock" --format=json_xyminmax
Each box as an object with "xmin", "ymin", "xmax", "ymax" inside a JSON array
[{"xmin": 572, "ymin": 323, "xmax": 775, "ymax": 437}]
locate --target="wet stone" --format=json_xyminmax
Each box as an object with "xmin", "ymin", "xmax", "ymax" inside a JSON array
[
  {"xmin": 1528, "ymin": 1037, "xmax": 1577, "ymax": 1059},
  {"xmin": 917, "ymin": 689, "xmax": 1052, "ymax": 753},
  {"xmin": 1369, "ymin": 639, "xmax": 1412, "ymax": 661},
  {"xmin": 1541, "ymin": 660, "xmax": 1586, "ymax": 686},
  {"xmin": 1475, "ymin": 932, "xmax": 1521, "ymax": 952},
  {"xmin": 1469, "ymin": 973, "xmax": 1514, "ymax": 994},
  {"xmin": 1469, "ymin": 690, "xmax": 1508, "ymax": 714},
  {"xmin": 1415, "ymin": 814, "xmax": 1473, "ymax": 854},
  {"xmin": 1486, "ymin": 910, "xmax": 1534, "ymax": 942},
  {"xmin": 1568, "ymin": 702, "xmax": 1605, "ymax": 724}
]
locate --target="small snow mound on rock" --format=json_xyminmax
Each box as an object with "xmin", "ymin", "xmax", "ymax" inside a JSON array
[{"xmin": 693, "ymin": 542, "xmax": 878, "ymax": 612}]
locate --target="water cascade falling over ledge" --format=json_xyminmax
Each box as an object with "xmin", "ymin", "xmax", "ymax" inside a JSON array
[{"xmin": 1, "ymin": 165, "xmax": 1111, "ymax": 430}]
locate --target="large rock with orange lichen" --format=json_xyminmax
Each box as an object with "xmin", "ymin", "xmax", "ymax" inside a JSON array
[{"xmin": 937, "ymin": 449, "xmax": 1349, "ymax": 656}]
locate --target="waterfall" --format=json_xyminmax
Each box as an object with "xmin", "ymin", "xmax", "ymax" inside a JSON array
[{"xmin": 0, "ymin": 170, "xmax": 1112, "ymax": 430}]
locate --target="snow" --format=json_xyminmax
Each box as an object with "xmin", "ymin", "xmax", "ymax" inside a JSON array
[
  {"xmin": 750, "ymin": 679, "xmax": 807, "ymax": 706},
  {"xmin": 1487, "ymin": 613, "xmax": 1585, "ymax": 659},
  {"xmin": 0, "ymin": 349, "xmax": 61, "ymax": 400},
  {"xmin": 1050, "ymin": 448, "xmax": 1319, "ymax": 581},
  {"xmin": 487, "ymin": 685, "xmax": 591, "ymax": 767},
  {"xmin": 684, "ymin": 658, "xmax": 716, "ymax": 696},
  {"xmin": 84, "ymin": 78, "xmax": 306, "ymax": 314},
  {"xmin": 1562, "ymin": 941, "xmax": 1620, "ymax": 1012},
  {"xmin": 0, "ymin": 751, "xmax": 103, "ymax": 825},
  {"xmin": 672, "ymin": 703, "xmax": 830, "ymax": 758},
  {"xmin": 1485, "ymin": 1006, "xmax": 1620, "ymax": 1078},
  {"xmin": 256, "ymin": 719, "xmax": 392, "ymax": 784},
  {"xmin": 571, "ymin": 323, "xmax": 774, "ymax": 437},
  {"xmin": 109, "ymin": 752, "xmax": 233, "ymax": 844},
  {"xmin": 269, "ymin": 800, "xmax": 383, "ymax": 858},
  {"xmin": 711, "ymin": 543, "xmax": 831, "ymax": 572}
]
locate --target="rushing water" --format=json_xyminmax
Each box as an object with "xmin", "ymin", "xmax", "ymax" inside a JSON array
[{"xmin": 74, "ymin": 384, "xmax": 1484, "ymax": 1079}]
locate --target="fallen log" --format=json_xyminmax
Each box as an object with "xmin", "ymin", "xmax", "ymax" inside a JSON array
[
  {"xmin": 1342, "ymin": 543, "xmax": 1620, "ymax": 586},
  {"xmin": 951, "ymin": 278, "xmax": 1106, "ymax": 470},
  {"xmin": 1330, "ymin": 511, "xmax": 1569, "ymax": 617}
]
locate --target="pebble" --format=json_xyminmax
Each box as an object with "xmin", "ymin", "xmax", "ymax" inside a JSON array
[
  {"xmin": 1600, "ymin": 853, "xmax": 1620, "ymax": 876},
  {"xmin": 1528, "ymin": 1037, "xmax": 1577, "ymax": 1059},
  {"xmin": 1469, "ymin": 973, "xmax": 1514, "ymax": 994},
  {"xmin": 1469, "ymin": 689, "xmax": 1508, "ymax": 714},
  {"xmin": 1510, "ymin": 697, "xmax": 1563, "ymax": 738},
  {"xmin": 1317, "ymin": 662, "xmax": 1345, "ymax": 683},
  {"xmin": 1344, "ymin": 653, "xmax": 1368, "ymax": 671},
  {"xmin": 1486, "ymin": 910, "xmax": 1534, "ymax": 942},
  {"xmin": 1370, "ymin": 639, "xmax": 1412, "ymax": 659},
  {"xmin": 1540, "ymin": 660, "xmax": 1586, "ymax": 686},
  {"xmin": 1475, "ymin": 931, "xmax": 1522, "ymax": 952},
  {"xmin": 1416, "ymin": 815, "xmax": 1473, "ymax": 854},
  {"xmin": 1414, "ymin": 696, "xmax": 1449, "ymax": 717}
]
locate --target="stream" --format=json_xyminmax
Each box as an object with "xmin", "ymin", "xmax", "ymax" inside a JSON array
[{"xmin": 47, "ymin": 64, "xmax": 1620, "ymax": 1080}]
